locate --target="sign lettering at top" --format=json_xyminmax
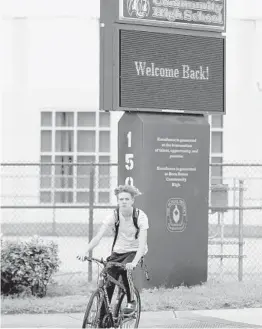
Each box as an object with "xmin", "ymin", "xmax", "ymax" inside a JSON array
[{"xmin": 119, "ymin": 0, "xmax": 226, "ymax": 31}]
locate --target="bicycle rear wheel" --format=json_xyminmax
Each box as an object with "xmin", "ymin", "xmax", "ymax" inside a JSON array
[
  {"xmin": 82, "ymin": 289, "xmax": 103, "ymax": 328},
  {"xmin": 114, "ymin": 287, "xmax": 141, "ymax": 328}
]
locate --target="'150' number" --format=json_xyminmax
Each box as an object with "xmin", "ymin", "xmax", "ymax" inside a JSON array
[{"xmin": 125, "ymin": 131, "xmax": 134, "ymax": 186}]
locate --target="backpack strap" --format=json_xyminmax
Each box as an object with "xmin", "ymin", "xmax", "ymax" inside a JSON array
[
  {"xmin": 133, "ymin": 208, "xmax": 140, "ymax": 239},
  {"xmin": 111, "ymin": 208, "xmax": 120, "ymax": 252}
]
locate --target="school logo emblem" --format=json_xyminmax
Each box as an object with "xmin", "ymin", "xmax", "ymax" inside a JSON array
[
  {"xmin": 127, "ymin": 0, "xmax": 150, "ymax": 19},
  {"xmin": 166, "ymin": 198, "xmax": 187, "ymax": 232}
]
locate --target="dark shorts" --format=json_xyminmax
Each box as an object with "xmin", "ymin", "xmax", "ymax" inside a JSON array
[{"xmin": 106, "ymin": 251, "xmax": 136, "ymax": 265}]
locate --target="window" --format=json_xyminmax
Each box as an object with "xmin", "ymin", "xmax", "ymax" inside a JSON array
[
  {"xmin": 210, "ymin": 156, "xmax": 223, "ymax": 185},
  {"xmin": 77, "ymin": 131, "xmax": 96, "ymax": 152},
  {"xmin": 78, "ymin": 112, "xmax": 96, "ymax": 127},
  {"xmin": 41, "ymin": 112, "xmax": 52, "ymax": 127},
  {"xmin": 209, "ymin": 115, "xmax": 224, "ymax": 185},
  {"xmin": 211, "ymin": 115, "xmax": 223, "ymax": 129},
  {"xmin": 99, "ymin": 131, "xmax": 110, "ymax": 152},
  {"xmin": 211, "ymin": 132, "xmax": 223, "ymax": 153},
  {"xmin": 40, "ymin": 110, "xmax": 111, "ymax": 204},
  {"xmin": 99, "ymin": 112, "xmax": 110, "ymax": 127},
  {"xmin": 41, "ymin": 131, "xmax": 52, "ymax": 152}
]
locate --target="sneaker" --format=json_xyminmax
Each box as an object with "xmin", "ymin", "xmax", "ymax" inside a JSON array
[{"xmin": 122, "ymin": 300, "xmax": 136, "ymax": 315}]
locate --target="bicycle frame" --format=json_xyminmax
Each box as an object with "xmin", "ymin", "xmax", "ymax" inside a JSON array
[{"xmin": 97, "ymin": 267, "xmax": 128, "ymax": 326}]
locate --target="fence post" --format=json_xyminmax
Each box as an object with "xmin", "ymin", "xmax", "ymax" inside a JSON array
[
  {"xmin": 238, "ymin": 180, "xmax": 244, "ymax": 281},
  {"xmin": 219, "ymin": 212, "xmax": 224, "ymax": 279},
  {"xmin": 232, "ymin": 178, "xmax": 236, "ymax": 235},
  {"xmin": 88, "ymin": 165, "xmax": 95, "ymax": 283},
  {"xmin": 51, "ymin": 163, "xmax": 57, "ymax": 235}
]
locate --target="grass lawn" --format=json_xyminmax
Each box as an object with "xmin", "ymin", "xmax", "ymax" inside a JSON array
[{"xmin": 1, "ymin": 274, "xmax": 262, "ymax": 315}]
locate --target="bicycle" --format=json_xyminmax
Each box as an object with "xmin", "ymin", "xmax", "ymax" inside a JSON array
[{"xmin": 80, "ymin": 256, "xmax": 142, "ymax": 328}]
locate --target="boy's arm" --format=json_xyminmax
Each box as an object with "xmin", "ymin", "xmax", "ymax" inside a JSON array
[
  {"xmin": 78, "ymin": 224, "xmax": 109, "ymax": 260},
  {"xmin": 127, "ymin": 210, "xmax": 149, "ymax": 269},
  {"xmin": 86, "ymin": 224, "xmax": 108, "ymax": 251},
  {"xmin": 131, "ymin": 229, "xmax": 148, "ymax": 267}
]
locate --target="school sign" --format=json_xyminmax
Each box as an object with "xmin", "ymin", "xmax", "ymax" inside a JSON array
[
  {"xmin": 100, "ymin": 0, "xmax": 226, "ymax": 114},
  {"xmin": 100, "ymin": 0, "xmax": 225, "ymax": 288}
]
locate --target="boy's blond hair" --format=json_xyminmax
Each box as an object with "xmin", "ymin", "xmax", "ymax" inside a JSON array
[{"xmin": 114, "ymin": 185, "xmax": 142, "ymax": 198}]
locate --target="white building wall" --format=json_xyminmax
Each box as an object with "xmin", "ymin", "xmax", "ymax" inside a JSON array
[
  {"xmin": 224, "ymin": 0, "xmax": 262, "ymax": 163},
  {"xmin": 224, "ymin": 19, "xmax": 262, "ymax": 163}
]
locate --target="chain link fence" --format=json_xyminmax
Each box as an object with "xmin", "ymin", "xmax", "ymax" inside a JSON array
[
  {"xmin": 208, "ymin": 163, "xmax": 262, "ymax": 282},
  {"xmin": 1, "ymin": 162, "xmax": 262, "ymax": 283}
]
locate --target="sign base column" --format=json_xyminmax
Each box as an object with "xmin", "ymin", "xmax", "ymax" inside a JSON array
[{"xmin": 118, "ymin": 112, "xmax": 210, "ymax": 288}]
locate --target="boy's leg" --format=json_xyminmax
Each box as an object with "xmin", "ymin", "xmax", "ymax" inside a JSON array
[
  {"xmin": 99, "ymin": 253, "xmax": 120, "ymax": 325},
  {"xmin": 105, "ymin": 252, "xmax": 121, "ymax": 301},
  {"xmin": 121, "ymin": 270, "xmax": 134, "ymax": 302},
  {"xmin": 119, "ymin": 252, "xmax": 137, "ymax": 315},
  {"xmin": 120, "ymin": 252, "xmax": 136, "ymax": 303}
]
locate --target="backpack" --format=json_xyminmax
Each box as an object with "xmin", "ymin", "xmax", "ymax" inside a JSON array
[{"xmin": 111, "ymin": 207, "xmax": 140, "ymax": 252}]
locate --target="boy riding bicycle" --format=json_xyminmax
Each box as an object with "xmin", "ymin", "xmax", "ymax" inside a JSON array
[{"xmin": 78, "ymin": 184, "xmax": 149, "ymax": 315}]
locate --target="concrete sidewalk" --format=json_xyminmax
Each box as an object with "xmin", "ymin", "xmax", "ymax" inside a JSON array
[{"xmin": 1, "ymin": 308, "xmax": 262, "ymax": 328}]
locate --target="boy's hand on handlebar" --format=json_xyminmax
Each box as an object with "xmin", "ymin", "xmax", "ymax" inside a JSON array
[
  {"xmin": 126, "ymin": 262, "xmax": 136, "ymax": 271},
  {"xmin": 77, "ymin": 253, "xmax": 89, "ymax": 261}
]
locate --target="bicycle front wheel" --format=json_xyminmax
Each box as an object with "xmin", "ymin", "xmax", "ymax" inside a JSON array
[
  {"xmin": 82, "ymin": 289, "xmax": 103, "ymax": 328},
  {"xmin": 114, "ymin": 287, "xmax": 141, "ymax": 328}
]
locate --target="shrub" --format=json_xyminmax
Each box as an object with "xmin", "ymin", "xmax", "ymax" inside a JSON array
[{"xmin": 1, "ymin": 236, "xmax": 60, "ymax": 297}]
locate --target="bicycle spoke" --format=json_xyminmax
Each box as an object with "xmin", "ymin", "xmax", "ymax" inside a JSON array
[
  {"xmin": 88, "ymin": 298, "xmax": 99, "ymax": 326},
  {"xmin": 82, "ymin": 289, "xmax": 102, "ymax": 328},
  {"xmin": 120, "ymin": 317, "xmax": 137, "ymax": 329}
]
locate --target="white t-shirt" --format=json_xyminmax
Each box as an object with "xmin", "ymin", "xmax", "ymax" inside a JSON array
[{"xmin": 102, "ymin": 208, "xmax": 149, "ymax": 254}]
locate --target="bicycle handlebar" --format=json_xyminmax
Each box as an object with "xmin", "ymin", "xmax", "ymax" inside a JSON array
[
  {"xmin": 78, "ymin": 255, "xmax": 150, "ymax": 280},
  {"xmin": 80, "ymin": 256, "xmax": 127, "ymax": 270}
]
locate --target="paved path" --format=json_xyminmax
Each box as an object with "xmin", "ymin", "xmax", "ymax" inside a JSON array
[{"xmin": 1, "ymin": 308, "xmax": 262, "ymax": 328}]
